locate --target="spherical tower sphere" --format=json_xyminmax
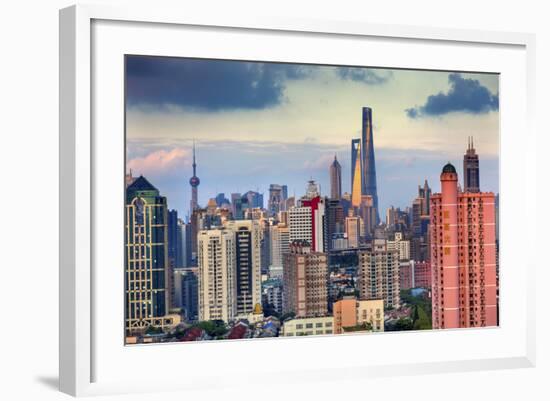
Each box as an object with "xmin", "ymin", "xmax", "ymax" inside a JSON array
[{"xmin": 189, "ymin": 176, "xmax": 200, "ymax": 187}]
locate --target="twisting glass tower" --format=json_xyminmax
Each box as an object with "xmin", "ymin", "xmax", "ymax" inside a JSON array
[
  {"xmin": 361, "ymin": 107, "xmax": 379, "ymax": 222},
  {"xmin": 350, "ymin": 107, "xmax": 379, "ymax": 222}
]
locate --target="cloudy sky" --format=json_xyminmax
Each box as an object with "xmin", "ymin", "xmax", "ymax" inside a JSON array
[{"xmin": 125, "ymin": 55, "xmax": 499, "ymax": 219}]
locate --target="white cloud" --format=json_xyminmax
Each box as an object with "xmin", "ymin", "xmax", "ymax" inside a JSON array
[{"xmin": 127, "ymin": 147, "xmax": 191, "ymax": 176}]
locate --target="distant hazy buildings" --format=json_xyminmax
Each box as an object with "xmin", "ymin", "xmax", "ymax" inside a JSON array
[
  {"xmin": 125, "ymin": 176, "xmax": 179, "ymax": 334},
  {"xmin": 329, "ymin": 154, "xmax": 342, "ymax": 199},
  {"xmin": 430, "ymin": 159, "xmax": 497, "ymax": 329},
  {"xmin": 345, "ymin": 213, "xmax": 361, "ymax": 249},
  {"xmin": 244, "ymin": 190, "xmax": 264, "ymax": 209},
  {"xmin": 324, "ymin": 198, "xmax": 345, "ymax": 251},
  {"xmin": 410, "ymin": 180, "xmax": 431, "ymax": 262},
  {"xmin": 387, "ymin": 232, "xmax": 410, "ymax": 261},
  {"xmin": 262, "ymin": 279, "xmax": 284, "ymax": 314},
  {"xmin": 463, "ymin": 136, "xmax": 480, "ymax": 193},
  {"xmin": 358, "ymin": 195, "xmax": 377, "ymax": 238},
  {"xmin": 268, "ymin": 184, "xmax": 285, "ymax": 216},
  {"xmin": 270, "ymin": 224, "xmax": 290, "ymax": 270},
  {"xmin": 215, "ymin": 192, "xmax": 230, "ymax": 208},
  {"xmin": 174, "ymin": 268, "xmax": 199, "ymax": 321}
]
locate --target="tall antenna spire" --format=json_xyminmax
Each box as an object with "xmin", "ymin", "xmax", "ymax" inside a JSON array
[{"xmin": 192, "ymin": 138, "xmax": 197, "ymax": 176}]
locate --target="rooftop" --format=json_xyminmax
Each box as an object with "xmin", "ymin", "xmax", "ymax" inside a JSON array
[
  {"xmin": 127, "ymin": 175, "xmax": 158, "ymax": 192},
  {"xmin": 442, "ymin": 162, "xmax": 457, "ymax": 174}
]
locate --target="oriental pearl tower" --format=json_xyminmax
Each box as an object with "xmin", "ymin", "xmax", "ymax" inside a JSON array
[{"xmin": 189, "ymin": 140, "xmax": 200, "ymax": 213}]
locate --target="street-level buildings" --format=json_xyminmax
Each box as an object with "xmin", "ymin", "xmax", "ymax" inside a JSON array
[
  {"xmin": 281, "ymin": 316, "xmax": 334, "ymax": 337},
  {"xmin": 333, "ymin": 297, "xmax": 384, "ymax": 334}
]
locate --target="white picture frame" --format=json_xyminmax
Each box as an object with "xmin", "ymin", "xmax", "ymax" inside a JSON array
[{"xmin": 59, "ymin": 4, "xmax": 536, "ymax": 397}]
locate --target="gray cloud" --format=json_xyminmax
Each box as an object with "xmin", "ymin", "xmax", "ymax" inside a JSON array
[
  {"xmin": 336, "ymin": 67, "xmax": 393, "ymax": 85},
  {"xmin": 126, "ymin": 56, "xmax": 314, "ymax": 111},
  {"xmin": 406, "ymin": 73, "xmax": 499, "ymax": 118}
]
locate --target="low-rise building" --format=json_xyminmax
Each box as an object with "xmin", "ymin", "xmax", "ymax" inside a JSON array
[
  {"xmin": 333, "ymin": 297, "xmax": 384, "ymax": 334},
  {"xmin": 281, "ymin": 316, "xmax": 334, "ymax": 337}
]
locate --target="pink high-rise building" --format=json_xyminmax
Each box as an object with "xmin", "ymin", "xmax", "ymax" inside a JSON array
[
  {"xmin": 413, "ymin": 261, "xmax": 432, "ymax": 288},
  {"xmin": 430, "ymin": 162, "xmax": 497, "ymax": 329}
]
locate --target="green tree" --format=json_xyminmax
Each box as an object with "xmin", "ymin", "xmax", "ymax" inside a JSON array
[
  {"xmin": 145, "ymin": 325, "xmax": 163, "ymax": 335},
  {"xmin": 279, "ymin": 312, "xmax": 296, "ymax": 322}
]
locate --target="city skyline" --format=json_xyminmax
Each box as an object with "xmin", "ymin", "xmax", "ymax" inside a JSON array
[
  {"xmin": 124, "ymin": 55, "xmax": 500, "ymax": 343},
  {"xmin": 126, "ymin": 56, "xmax": 499, "ymax": 216}
]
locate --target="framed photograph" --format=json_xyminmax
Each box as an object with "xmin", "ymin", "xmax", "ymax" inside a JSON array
[{"xmin": 59, "ymin": 4, "xmax": 536, "ymax": 397}]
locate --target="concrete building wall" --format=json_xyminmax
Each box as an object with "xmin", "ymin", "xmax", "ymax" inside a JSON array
[
  {"xmin": 197, "ymin": 229, "xmax": 236, "ymax": 322},
  {"xmin": 282, "ymin": 316, "xmax": 334, "ymax": 336},
  {"xmin": 431, "ymin": 164, "xmax": 497, "ymax": 329}
]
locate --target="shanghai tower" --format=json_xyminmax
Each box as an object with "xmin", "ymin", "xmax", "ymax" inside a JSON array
[{"xmin": 351, "ymin": 107, "xmax": 379, "ymax": 222}]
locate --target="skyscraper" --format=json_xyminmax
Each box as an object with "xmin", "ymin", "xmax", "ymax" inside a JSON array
[
  {"xmin": 167, "ymin": 210, "xmax": 180, "ymax": 269},
  {"xmin": 329, "ymin": 154, "xmax": 342, "ymax": 199},
  {"xmin": 350, "ymin": 107, "xmax": 379, "ymax": 222},
  {"xmin": 430, "ymin": 162, "xmax": 497, "ymax": 329},
  {"xmin": 345, "ymin": 213, "xmax": 360, "ymax": 248},
  {"xmin": 463, "ymin": 136, "xmax": 480, "ymax": 193},
  {"xmin": 288, "ymin": 181, "xmax": 326, "ymax": 252},
  {"xmin": 268, "ymin": 184, "xmax": 284, "ymax": 216},
  {"xmin": 350, "ymin": 138, "xmax": 362, "ymax": 207},
  {"xmin": 359, "ymin": 195, "xmax": 376, "ymax": 238},
  {"xmin": 125, "ymin": 176, "xmax": 179, "ymax": 334},
  {"xmin": 230, "ymin": 193, "xmax": 242, "ymax": 218},
  {"xmin": 282, "ymin": 185, "xmax": 288, "ymax": 201},
  {"xmin": 181, "ymin": 269, "xmax": 199, "ymax": 321},
  {"xmin": 215, "ymin": 192, "xmax": 230, "ymax": 207},
  {"xmin": 283, "ymin": 240, "xmax": 328, "ymax": 318},
  {"xmin": 361, "ymin": 107, "xmax": 379, "ymax": 220},
  {"xmin": 244, "ymin": 190, "xmax": 264, "ymax": 209},
  {"xmin": 189, "ymin": 141, "xmax": 200, "ymax": 214},
  {"xmin": 224, "ymin": 220, "xmax": 263, "ymax": 317},
  {"xmin": 167, "ymin": 209, "xmax": 180, "ymax": 308},
  {"xmin": 324, "ymin": 198, "xmax": 344, "ymax": 251},
  {"xmin": 197, "ymin": 229, "xmax": 236, "ymax": 322},
  {"xmin": 176, "ymin": 218, "xmax": 186, "ymax": 268},
  {"xmin": 357, "ymin": 239, "xmax": 400, "ymax": 308},
  {"xmin": 419, "ymin": 179, "xmax": 432, "ymax": 216},
  {"xmin": 269, "ymin": 223, "xmax": 290, "ymax": 270}
]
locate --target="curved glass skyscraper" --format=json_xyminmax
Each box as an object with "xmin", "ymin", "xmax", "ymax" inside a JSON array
[{"xmin": 350, "ymin": 107, "xmax": 380, "ymax": 223}]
